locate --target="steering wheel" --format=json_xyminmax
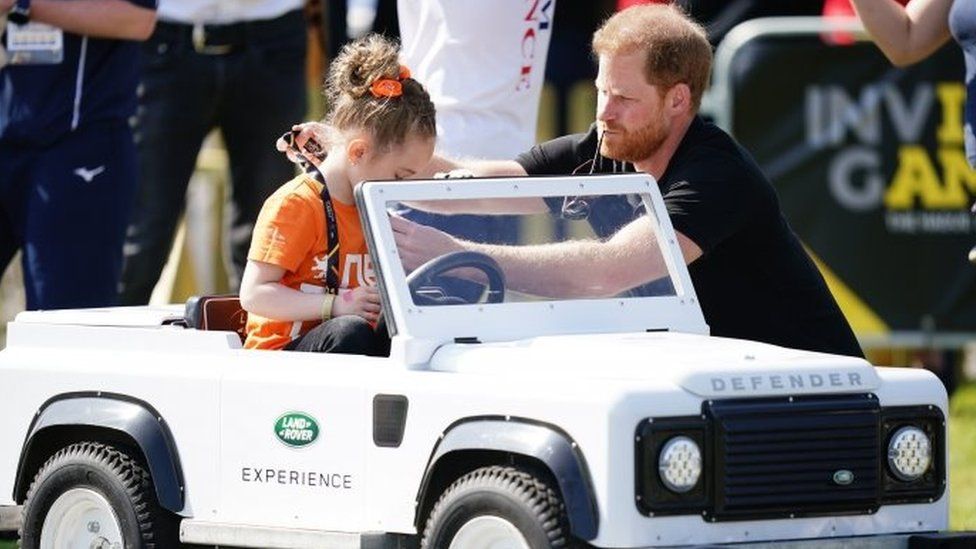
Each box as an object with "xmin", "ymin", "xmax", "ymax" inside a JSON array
[{"xmin": 406, "ymin": 251, "xmax": 506, "ymax": 306}]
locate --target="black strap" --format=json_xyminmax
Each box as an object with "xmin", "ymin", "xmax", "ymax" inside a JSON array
[
  {"xmin": 304, "ymin": 164, "xmax": 341, "ymax": 291},
  {"xmin": 282, "ymin": 129, "xmax": 341, "ymax": 291}
]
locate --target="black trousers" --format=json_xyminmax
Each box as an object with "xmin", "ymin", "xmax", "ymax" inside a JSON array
[
  {"xmin": 119, "ymin": 10, "xmax": 307, "ymax": 304},
  {"xmin": 285, "ymin": 316, "xmax": 390, "ymax": 356}
]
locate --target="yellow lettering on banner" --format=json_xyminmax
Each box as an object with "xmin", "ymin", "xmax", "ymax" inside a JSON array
[
  {"xmin": 807, "ymin": 247, "xmax": 888, "ymax": 336},
  {"xmin": 936, "ymin": 82, "xmax": 965, "ymax": 145},
  {"xmin": 885, "ymin": 146, "xmax": 951, "ymax": 209},
  {"xmin": 938, "ymin": 148, "xmax": 976, "ymax": 206}
]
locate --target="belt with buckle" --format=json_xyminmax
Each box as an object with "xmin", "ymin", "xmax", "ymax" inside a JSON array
[
  {"xmin": 192, "ymin": 23, "xmax": 236, "ymax": 55},
  {"xmin": 156, "ymin": 10, "xmax": 303, "ymax": 56}
]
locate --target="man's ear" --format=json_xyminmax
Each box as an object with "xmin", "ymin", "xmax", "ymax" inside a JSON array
[
  {"xmin": 667, "ymin": 83, "xmax": 692, "ymax": 115},
  {"xmin": 346, "ymin": 137, "xmax": 370, "ymax": 166}
]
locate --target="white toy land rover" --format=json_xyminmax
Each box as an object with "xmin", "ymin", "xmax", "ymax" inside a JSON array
[{"xmin": 0, "ymin": 174, "xmax": 968, "ymax": 549}]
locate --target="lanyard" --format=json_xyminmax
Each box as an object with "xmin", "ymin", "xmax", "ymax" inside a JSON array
[{"xmin": 305, "ymin": 164, "xmax": 341, "ymax": 292}]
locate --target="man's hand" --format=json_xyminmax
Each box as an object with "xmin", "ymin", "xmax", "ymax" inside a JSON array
[
  {"xmin": 390, "ymin": 214, "xmax": 462, "ymax": 271},
  {"xmin": 331, "ymin": 285, "xmax": 381, "ymax": 323},
  {"xmin": 276, "ymin": 122, "xmax": 330, "ymax": 167},
  {"xmin": 432, "ymin": 168, "xmax": 475, "ymax": 179},
  {"xmin": 1, "ymin": 0, "xmax": 15, "ymax": 13}
]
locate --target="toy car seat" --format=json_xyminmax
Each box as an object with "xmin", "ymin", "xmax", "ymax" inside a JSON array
[{"xmin": 184, "ymin": 295, "xmax": 248, "ymax": 343}]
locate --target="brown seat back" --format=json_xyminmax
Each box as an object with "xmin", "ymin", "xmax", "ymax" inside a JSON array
[{"xmin": 184, "ymin": 295, "xmax": 248, "ymax": 343}]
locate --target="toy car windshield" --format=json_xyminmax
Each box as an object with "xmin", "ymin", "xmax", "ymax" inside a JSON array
[
  {"xmin": 357, "ymin": 174, "xmax": 706, "ymax": 343},
  {"xmin": 387, "ymin": 194, "xmax": 677, "ymax": 306}
]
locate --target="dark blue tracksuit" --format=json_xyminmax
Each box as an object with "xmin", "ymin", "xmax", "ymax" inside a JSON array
[{"xmin": 0, "ymin": 0, "xmax": 156, "ymax": 310}]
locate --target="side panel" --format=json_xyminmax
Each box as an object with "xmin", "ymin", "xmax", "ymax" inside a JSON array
[
  {"xmin": 215, "ymin": 351, "xmax": 373, "ymax": 532},
  {"xmin": 0, "ymin": 342, "xmax": 223, "ymax": 518},
  {"xmin": 360, "ymin": 367, "xmax": 631, "ymax": 537},
  {"xmin": 0, "ymin": 382, "xmax": 34, "ymax": 506}
]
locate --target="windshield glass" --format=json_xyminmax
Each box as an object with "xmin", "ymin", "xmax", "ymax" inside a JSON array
[{"xmin": 386, "ymin": 193, "xmax": 677, "ymax": 307}]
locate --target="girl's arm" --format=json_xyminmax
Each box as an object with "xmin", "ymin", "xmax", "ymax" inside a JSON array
[
  {"xmin": 240, "ymin": 260, "xmax": 328, "ymax": 321},
  {"xmin": 240, "ymin": 260, "xmax": 382, "ymax": 322},
  {"xmin": 850, "ymin": 0, "xmax": 953, "ymax": 66}
]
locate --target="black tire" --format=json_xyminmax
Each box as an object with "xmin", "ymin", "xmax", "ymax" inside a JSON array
[
  {"xmin": 19, "ymin": 441, "xmax": 179, "ymax": 549},
  {"xmin": 421, "ymin": 465, "xmax": 572, "ymax": 549}
]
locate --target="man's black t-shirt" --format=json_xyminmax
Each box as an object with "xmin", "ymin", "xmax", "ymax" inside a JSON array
[{"xmin": 516, "ymin": 117, "xmax": 863, "ymax": 358}]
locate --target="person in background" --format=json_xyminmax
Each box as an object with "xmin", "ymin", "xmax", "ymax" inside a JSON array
[
  {"xmin": 118, "ymin": 0, "xmax": 308, "ymax": 304},
  {"xmin": 851, "ymin": 0, "xmax": 969, "ymax": 391},
  {"xmin": 546, "ymin": 2, "xmax": 614, "ymax": 137},
  {"xmin": 393, "ymin": 0, "xmax": 557, "ymax": 243},
  {"xmin": 240, "ymin": 34, "xmax": 436, "ymax": 355},
  {"xmin": 0, "ymin": 0, "xmax": 156, "ymax": 309},
  {"xmin": 825, "ymin": 0, "xmax": 908, "ymax": 17},
  {"xmin": 397, "ymin": 0, "xmax": 554, "ymax": 159},
  {"xmin": 849, "ymin": 0, "xmax": 974, "ymax": 166},
  {"xmin": 822, "ymin": 0, "xmax": 909, "ymax": 45}
]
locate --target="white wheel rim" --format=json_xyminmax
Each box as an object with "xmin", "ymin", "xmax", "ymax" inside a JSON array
[
  {"xmin": 448, "ymin": 516, "xmax": 531, "ymax": 549},
  {"xmin": 40, "ymin": 488, "xmax": 124, "ymax": 549}
]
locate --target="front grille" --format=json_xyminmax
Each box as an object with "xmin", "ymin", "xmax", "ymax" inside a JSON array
[{"xmin": 707, "ymin": 394, "xmax": 880, "ymax": 520}]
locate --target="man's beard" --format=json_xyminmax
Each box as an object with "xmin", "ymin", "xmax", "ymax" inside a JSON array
[{"xmin": 599, "ymin": 119, "xmax": 667, "ymax": 163}]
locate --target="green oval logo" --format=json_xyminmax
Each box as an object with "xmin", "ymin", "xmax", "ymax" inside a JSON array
[
  {"xmin": 833, "ymin": 469, "xmax": 854, "ymax": 486},
  {"xmin": 274, "ymin": 412, "xmax": 319, "ymax": 448}
]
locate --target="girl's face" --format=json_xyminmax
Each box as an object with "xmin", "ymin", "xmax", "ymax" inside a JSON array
[{"xmin": 347, "ymin": 134, "xmax": 435, "ymax": 185}]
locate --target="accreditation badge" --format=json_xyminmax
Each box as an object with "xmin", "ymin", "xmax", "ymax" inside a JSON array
[{"xmin": 5, "ymin": 21, "xmax": 63, "ymax": 65}]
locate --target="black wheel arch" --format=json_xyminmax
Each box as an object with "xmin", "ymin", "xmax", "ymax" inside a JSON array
[
  {"xmin": 13, "ymin": 392, "xmax": 185, "ymax": 514},
  {"xmin": 414, "ymin": 416, "xmax": 599, "ymax": 542}
]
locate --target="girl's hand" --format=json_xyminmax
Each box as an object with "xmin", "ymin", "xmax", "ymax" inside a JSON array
[
  {"xmin": 276, "ymin": 122, "xmax": 331, "ymax": 166},
  {"xmin": 332, "ymin": 285, "xmax": 382, "ymax": 323}
]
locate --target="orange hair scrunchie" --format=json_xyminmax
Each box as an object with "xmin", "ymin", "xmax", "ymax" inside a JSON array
[{"xmin": 370, "ymin": 64, "xmax": 412, "ymax": 99}]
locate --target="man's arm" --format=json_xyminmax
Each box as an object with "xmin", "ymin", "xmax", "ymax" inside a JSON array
[
  {"xmin": 394, "ymin": 214, "xmax": 704, "ymax": 298},
  {"xmin": 405, "ymin": 196, "xmax": 548, "ymax": 215},
  {"xmin": 407, "ymin": 155, "xmax": 548, "ymax": 214},
  {"xmin": 422, "ymin": 154, "xmax": 526, "ymax": 179},
  {"xmin": 849, "ymin": 0, "xmax": 952, "ymax": 66},
  {"xmin": 1, "ymin": 0, "xmax": 157, "ymax": 40}
]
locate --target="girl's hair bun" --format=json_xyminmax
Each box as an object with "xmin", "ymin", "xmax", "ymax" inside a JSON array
[
  {"xmin": 326, "ymin": 34, "xmax": 401, "ymax": 101},
  {"xmin": 324, "ymin": 34, "xmax": 437, "ymax": 149}
]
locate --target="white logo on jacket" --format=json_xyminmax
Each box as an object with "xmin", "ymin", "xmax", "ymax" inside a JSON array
[{"xmin": 73, "ymin": 165, "xmax": 106, "ymax": 183}]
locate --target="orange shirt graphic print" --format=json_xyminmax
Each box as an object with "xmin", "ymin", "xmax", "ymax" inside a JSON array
[{"xmin": 243, "ymin": 174, "xmax": 372, "ymax": 350}]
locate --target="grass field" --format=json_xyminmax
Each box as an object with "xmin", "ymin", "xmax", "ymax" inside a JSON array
[
  {"xmin": 949, "ymin": 382, "xmax": 976, "ymax": 530},
  {"xmin": 1, "ymin": 384, "xmax": 973, "ymax": 548}
]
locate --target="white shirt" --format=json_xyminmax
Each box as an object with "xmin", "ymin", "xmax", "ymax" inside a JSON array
[
  {"xmin": 398, "ymin": 0, "xmax": 556, "ymax": 159},
  {"xmin": 158, "ymin": 0, "xmax": 304, "ymax": 24}
]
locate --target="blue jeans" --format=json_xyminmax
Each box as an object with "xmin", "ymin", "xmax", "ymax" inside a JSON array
[{"xmin": 119, "ymin": 10, "xmax": 307, "ymax": 304}]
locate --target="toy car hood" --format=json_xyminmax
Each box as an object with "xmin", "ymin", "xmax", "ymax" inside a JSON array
[{"xmin": 430, "ymin": 330, "xmax": 879, "ymax": 398}]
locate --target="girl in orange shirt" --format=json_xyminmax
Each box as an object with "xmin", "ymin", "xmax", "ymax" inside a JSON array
[{"xmin": 240, "ymin": 34, "xmax": 436, "ymax": 354}]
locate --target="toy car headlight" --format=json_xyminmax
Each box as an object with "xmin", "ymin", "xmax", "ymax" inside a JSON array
[
  {"xmin": 658, "ymin": 436, "xmax": 702, "ymax": 493},
  {"xmin": 887, "ymin": 426, "xmax": 932, "ymax": 481}
]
